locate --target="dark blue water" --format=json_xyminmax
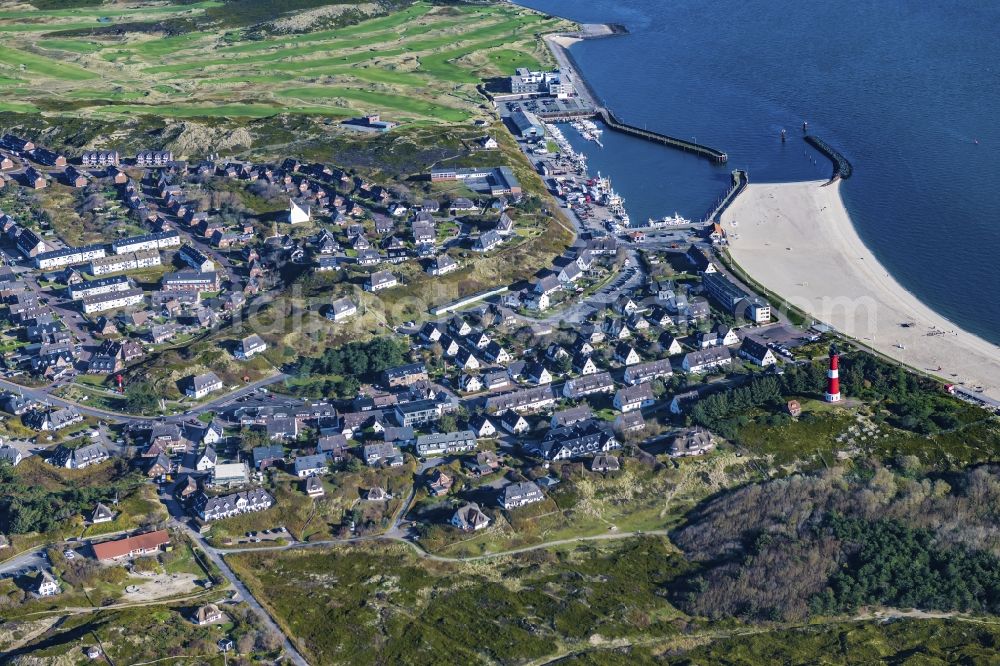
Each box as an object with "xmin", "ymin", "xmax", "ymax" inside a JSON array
[{"xmin": 519, "ymin": 0, "xmax": 1000, "ymax": 345}]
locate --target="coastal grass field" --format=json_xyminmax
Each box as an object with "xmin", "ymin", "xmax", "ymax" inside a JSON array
[
  {"xmin": 0, "ymin": 0, "xmax": 567, "ymax": 122},
  {"xmin": 226, "ymin": 538, "xmax": 1000, "ymax": 665}
]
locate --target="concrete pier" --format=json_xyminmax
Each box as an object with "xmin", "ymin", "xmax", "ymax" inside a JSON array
[
  {"xmin": 703, "ymin": 169, "xmax": 749, "ymax": 222},
  {"xmin": 542, "ymin": 33, "xmax": 728, "ymax": 164},
  {"xmin": 598, "ymin": 108, "xmax": 729, "ymax": 164}
]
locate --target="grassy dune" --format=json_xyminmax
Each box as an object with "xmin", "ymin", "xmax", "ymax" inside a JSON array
[
  {"xmin": 0, "ymin": 45, "xmax": 98, "ymax": 80},
  {"xmin": 0, "ymin": 1, "xmax": 568, "ymax": 123}
]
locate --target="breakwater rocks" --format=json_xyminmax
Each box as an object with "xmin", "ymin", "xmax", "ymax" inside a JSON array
[
  {"xmin": 574, "ymin": 22, "xmax": 628, "ymax": 38},
  {"xmin": 805, "ymin": 134, "xmax": 853, "ymax": 180}
]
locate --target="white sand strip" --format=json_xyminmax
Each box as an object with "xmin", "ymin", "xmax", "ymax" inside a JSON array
[{"xmin": 723, "ymin": 180, "xmax": 1000, "ymax": 402}]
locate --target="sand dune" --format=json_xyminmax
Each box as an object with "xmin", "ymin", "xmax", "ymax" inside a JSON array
[{"xmin": 723, "ymin": 180, "xmax": 1000, "ymax": 402}]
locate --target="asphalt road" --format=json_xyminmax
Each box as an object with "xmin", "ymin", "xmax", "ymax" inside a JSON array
[
  {"xmin": 157, "ymin": 486, "xmax": 309, "ymax": 666},
  {"xmin": 0, "ymin": 372, "xmax": 288, "ymax": 425},
  {"xmin": 0, "ymin": 546, "xmax": 48, "ymax": 578}
]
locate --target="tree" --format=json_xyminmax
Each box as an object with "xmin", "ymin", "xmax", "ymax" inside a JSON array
[
  {"xmin": 237, "ymin": 632, "xmax": 256, "ymax": 655},
  {"xmin": 335, "ymin": 376, "xmax": 360, "ymax": 399},
  {"xmin": 124, "ymin": 382, "xmax": 159, "ymax": 414},
  {"xmin": 554, "ymin": 355, "xmax": 572, "ymax": 375},
  {"xmin": 439, "ymin": 413, "xmax": 457, "ymax": 432},
  {"xmin": 239, "ymin": 427, "xmax": 269, "ymax": 454}
]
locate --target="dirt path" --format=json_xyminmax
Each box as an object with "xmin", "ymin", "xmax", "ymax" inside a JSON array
[
  {"xmin": 13, "ymin": 587, "xmax": 217, "ymax": 620},
  {"xmin": 0, "ymin": 616, "xmax": 63, "ymax": 653},
  {"xmin": 527, "ymin": 607, "xmax": 1000, "ymax": 665},
  {"xmin": 216, "ymin": 528, "xmax": 672, "ymax": 563}
]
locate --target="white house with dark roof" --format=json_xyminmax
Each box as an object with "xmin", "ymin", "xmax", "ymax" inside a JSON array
[
  {"xmin": 236, "ymin": 334, "xmax": 267, "ymax": 360},
  {"xmin": 557, "ymin": 261, "xmax": 582, "ymax": 284},
  {"xmin": 202, "ymin": 420, "xmax": 224, "ymax": 445},
  {"xmin": 613, "ymin": 383, "xmax": 654, "ymax": 413},
  {"xmin": 534, "ymin": 274, "xmax": 561, "ymax": 296},
  {"xmin": 475, "ymin": 229, "xmax": 503, "ymax": 252},
  {"xmin": 91, "ymin": 502, "xmax": 114, "ymax": 524},
  {"xmin": 572, "ymin": 354, "xmax": 598, "ymax": 376},
  {"xmin": 452, "ymin": 502, "xmax": 490, "ymax": 531},
  {"xmin": 288, "ymin": 199, "xmax": 311, "ymax": 224},
  {"xmin": 449, "ymin": 316, "xmax": 472, "ymax": 336},
  {"xmin": 681, "ymin": 348, "xmax": 732, "ymax": 374},
  {"xmin": 292, "ymin": 453, "xmax": 329, "ymax": 478},
  {"xmin": 193, "ymin": 487, "xmax": 274, "ymax": 520},
  {"xmin": 470, "ymin": 414, "xmax": 496, "ymax": 438},
  {"xmin": 613, "ymin": 343, "xmax": 641, "ymax": 366},
  {"xmin": 534, "ymin": 420, "xmax": 619, "ymax": 460},
  {"xmin": 304, "ymin": 476, "xmax": 324, "ymax": 497},
  {"xmin": 500, "ymin": 410, "xmax": 529, "ymax": 434},
  {"xmin": 365, "ymin": 270, "xmax": 398, "ymax": 292},
  {"xmin": 739, "ymin": 336, "xmax": 777, "ymax": 366},
  {"xmin": 499, "ymin": 481, "xmax": 544, "ymax": 510},
  {"xmin": 419, "ymin": 322, "xmax": 443, "ymax": 343},
  {"xmin": 460, "ymin": 374, "xmax": 483, "ymax": 393},
  {"xmin": 670, "ymin": 389, "xmax": 701, "ymax": 415},
  {"xmin": 562, "ymin": 372, "xmax": 615, "ymax": 399},
  {"xmin": 0, "ymin": 445, "xmax": 23, "ymax": 467},
  {"xmin": 659, "ymin": 335, "xmax": 684, "ymax": 356},
  {"xmin": 427, "ymin": 254, "xmax": 459, "ymax": 276},
  {"xmin": 187, "ymin": 372, "xmax": 223, "ymax": 399},
  {"xmin": 327, "ymin": 297, "xmax": 357, "ymax": 322},
  {"xmin": 483, "ymin": 341, "xmax": 511, "ymax": 364},
  {"xmin": 623, "ymin": 359, "xmax": 673, "ymax": 385},
  {"xmin": 614, "ymin": 410, "xmax": 646, "ymax": 433},
  {"xmin": 196, "ymin": 446, "xmax": 218, "ymax": 471},
  {"xmin": 34, "ymin": 570, "xmax": 60, "ymax": 597},
  {"xmin": 552, "ymin": 405, "xmax": 592, "ymax": 428},
  {"xmin": 455, "ymin": 348, "xmax": 480, "ymax": 371},
  {"xmin": 47, "ymin": 442, "xmax": 107, "ymax": 469},
  {"xmin": 525, "ymin": 362, "xmax": 552, "ymax": 385}
]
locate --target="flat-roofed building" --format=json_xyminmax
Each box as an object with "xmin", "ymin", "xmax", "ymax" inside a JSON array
[{"xmin": 210, "ymin": 462, "xmax": 249, "ymax": 487}]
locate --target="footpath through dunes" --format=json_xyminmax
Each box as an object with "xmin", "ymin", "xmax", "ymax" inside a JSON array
[{"xmin": 723, "ymin": 181, "xmax": 1000, "ymax": 402}]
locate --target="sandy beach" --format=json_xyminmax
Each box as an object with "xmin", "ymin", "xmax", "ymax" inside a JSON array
[{"xmin": 723, "ymin": 180, "xmax": 1000, "ymax": 402}]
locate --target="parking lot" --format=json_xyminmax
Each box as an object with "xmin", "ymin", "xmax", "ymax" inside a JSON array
[{"xmin": 234, "ymin": 526, "xmax": 288, "ymax": 545}]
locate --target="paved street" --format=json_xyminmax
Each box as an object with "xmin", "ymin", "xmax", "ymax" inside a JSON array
[
  {"xmin": 0, "ymin": 545, "xmax": 48, "ymax": 578},
  {"xmin": 0, "ymin": 372, "xmax": 288, "ymax": 424},
  {"xmin": 157, "ymin": 485, "xmax": 309, "ymax": 666}
]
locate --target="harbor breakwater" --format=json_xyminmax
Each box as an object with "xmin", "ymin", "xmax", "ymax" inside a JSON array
[
  {"xmin": 544, "ymin": 30, "xmax": 729, "ymax": 165},
  {"xmin": 598, "ymin": 108, "xmax": 728, "ymax": 164},
  {"xmin": 703, "ymin": 169, "xmax": 749, "ymax": 222},
  {"xmin": 805, "ymin": 134, "xmax": 853, "ymax": 181}
]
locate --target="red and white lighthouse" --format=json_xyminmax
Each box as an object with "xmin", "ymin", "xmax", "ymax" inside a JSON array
[{"xmin": 824, "ymin": 345, "xmax": 841, "ymax": 403}]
